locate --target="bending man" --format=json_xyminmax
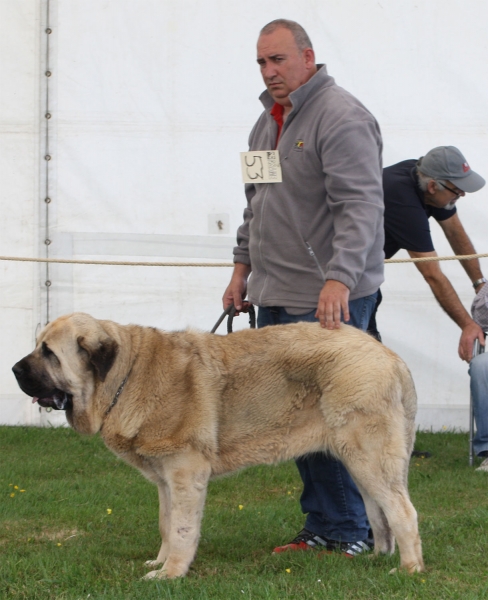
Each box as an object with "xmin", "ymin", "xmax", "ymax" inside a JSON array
[{"xmin": 367, "ymin": 146, "xmax": 486, "ymax": 362}]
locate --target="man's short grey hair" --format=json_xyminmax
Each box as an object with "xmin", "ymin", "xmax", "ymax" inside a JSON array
[
  {"xmin": 417, "ymin": 168, "xmax": 445, "ymax": 192},
  {"xmin": 260, "ymin": 19, "xmax": 313, "ymax": 51}
]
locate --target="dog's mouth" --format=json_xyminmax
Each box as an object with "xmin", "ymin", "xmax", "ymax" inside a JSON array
[{"xmin": 33, "ymin": 390, "xmax": 73, "ymax": 411}]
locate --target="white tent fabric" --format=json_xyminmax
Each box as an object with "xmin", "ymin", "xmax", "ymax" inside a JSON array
[{"xmin": 1, "ymin": 0, "xmax": 488, "ymax": 428}]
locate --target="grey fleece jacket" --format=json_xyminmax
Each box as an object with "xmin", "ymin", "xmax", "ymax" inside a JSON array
[{"xmin": 234, "ymin": 65, "xmax": 385, "ymax": 308}]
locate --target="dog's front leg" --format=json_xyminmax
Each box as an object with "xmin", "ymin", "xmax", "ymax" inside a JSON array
[
  {"xmin": 143, "ymin": 450, "xmax": 211, "ymax": 580},
  {"xmin": 145, "ymin": 480, "xmax": 171, "ymax": 568}
]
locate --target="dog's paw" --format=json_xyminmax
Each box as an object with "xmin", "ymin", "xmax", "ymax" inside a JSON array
[
  {"xmin": 406, "ymin": 562, "xmax": 425, "ymax": 574},
  {"xmin": 390, "ymin": 562, "xmax": 425, "ymax": 575},
  {"xmin": 144, "ymin": 560, "xmax": 163, "ymax": 568},
  {"xmin": 142, "ymin": 568, "xmax": 168, "ymax": 580},
  {"xmin": 142, "ymin": 565, "xmax": 186, "ymax": 580}
]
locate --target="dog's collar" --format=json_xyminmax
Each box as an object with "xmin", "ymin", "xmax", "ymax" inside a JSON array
[{"xmin": 105, "ymin": 370, "xmax": 131, "ymax": 417}]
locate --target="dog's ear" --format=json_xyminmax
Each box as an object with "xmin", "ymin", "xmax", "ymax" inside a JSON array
[{"xmin": 77, "ymin": 334, "xmax": 118, "ymax": 382}]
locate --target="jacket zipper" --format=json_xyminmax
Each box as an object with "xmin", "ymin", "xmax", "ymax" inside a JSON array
[
  {"xmin": 305, "ymin": 242, "xmax": 326, "ymax": 282},
  {"xmin": 257, "ymin": 184, "xmax": 271, "ymax": 305}
]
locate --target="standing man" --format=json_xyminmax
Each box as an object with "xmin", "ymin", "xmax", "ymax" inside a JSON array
[
  {"xmin": 223, "ymin": 19, "xmax": 384, "ymax": 556},
  {"xmin": 367, "ymin": 146, "xmax": 486, "ymax": 363}
]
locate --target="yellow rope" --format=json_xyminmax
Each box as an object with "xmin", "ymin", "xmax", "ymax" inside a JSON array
[{"xmin": 0, "ymin": 252, "xmax": 487, "ymax": 267}]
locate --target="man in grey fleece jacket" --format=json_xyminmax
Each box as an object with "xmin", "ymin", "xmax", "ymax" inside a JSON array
[{"xmin": 223, "ymin": 20, "xmax": 385, "ymax": 556}]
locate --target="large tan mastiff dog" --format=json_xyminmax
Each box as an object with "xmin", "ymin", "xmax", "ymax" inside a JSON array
[{"xmin": 12, "ymin": 313, "xmax": 424, "ymax": 578}]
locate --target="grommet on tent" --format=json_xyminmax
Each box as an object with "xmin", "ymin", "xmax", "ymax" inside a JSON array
[
  {"xmin": 45, "ymin": 113, "xmax": 51, "ymax": 119},
  {"xmin": 45, "ymin": 28, "xmax": 52, "ymax": 34},
  {"xmin": 45, "ymin": 280, "xmax": 51, "ymax": 287},
  {"xmin": 45, "ymin": 71, "xmax": 51, "ymax": 77},
  {"xmin": 44, "ymin": 155, "xmax": 51, "ymax": 161},
  {"xmin": 44, "ymin": 239, "xmax": 51, "ymax": 245},
  {"xmin": 45, "ymin": 197, "xmax": 51, "ymax": 204}
]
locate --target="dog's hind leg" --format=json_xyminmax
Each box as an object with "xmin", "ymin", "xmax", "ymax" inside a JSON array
[
  {"xmin": 143, "ymin": 450, "xmax": 212, "ymax": 580},
  {"xmin": 347, "ymin": 462, "xmax": 423, "ymax": 573},
  {"xmin": 354, "ymin": 483, "xmax": 394, "ymax": 555},
  {"xmin": 376, "ymin": 488, "xmax": 423, "ymax": 573}
]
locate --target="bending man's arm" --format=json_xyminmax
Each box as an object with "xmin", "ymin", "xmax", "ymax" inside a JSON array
[
  {"xmin": 438, "ymin": 213, "xmax": 485, "ymax": 291},
  {"xmin": 408, "ymin": 249, "xmax": 485, "ymax": 361}
]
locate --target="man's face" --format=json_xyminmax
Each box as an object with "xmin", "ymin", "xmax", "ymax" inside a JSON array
[
  {"xmin": 257, "ymin": 28, "xmax": 316, "ymax": 106},
  {"xmin": 424, "ymin": 180, "xmax": 466, "ymax": 210}
]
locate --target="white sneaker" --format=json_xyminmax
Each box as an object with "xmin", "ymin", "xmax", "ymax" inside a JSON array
[{"xmin": 475, "ymin": 457, "xmax": 488, "ymax": 472}]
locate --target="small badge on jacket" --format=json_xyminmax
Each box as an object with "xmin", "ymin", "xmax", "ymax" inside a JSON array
[{"xmin": 294, "ymin": 140, "xmax": 304, "ymax": 152}]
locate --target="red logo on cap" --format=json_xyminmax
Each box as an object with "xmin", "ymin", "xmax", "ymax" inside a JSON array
[{"xmin": 463, "ymin": 162, "xmax": 470, "ymax": 173}]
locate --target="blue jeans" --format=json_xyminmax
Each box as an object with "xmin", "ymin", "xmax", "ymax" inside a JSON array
[
  {"xmin": 257, "ymin": 292, "xmax": 378, "ymax": 542},
  {"xmin": 469, "ymin": 352, "xmax": 488, "ymax": 456}
]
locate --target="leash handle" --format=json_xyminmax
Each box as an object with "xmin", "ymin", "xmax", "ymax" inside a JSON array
[
  {"xmin": 210, "ymin": 303, "xmax": 256, "ymax": 334},
  {"xmin": 227, "ymin": 303, "xmax": 256, "ymax": 333}
]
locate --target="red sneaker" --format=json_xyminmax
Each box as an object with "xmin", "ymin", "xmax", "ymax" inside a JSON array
[{"xmin": 272, "ymin": 529, "xmax": 328, "ymax": 554}]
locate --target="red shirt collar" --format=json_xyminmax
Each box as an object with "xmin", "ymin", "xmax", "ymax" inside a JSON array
[{"xmin": 270, "ymin": 103, "xmax": 284, "ymax": 148}]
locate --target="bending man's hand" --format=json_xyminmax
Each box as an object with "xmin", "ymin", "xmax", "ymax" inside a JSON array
[
  {"xmin": 458, "ymin": 320, "xmax": 485, "ymax": 363},
  {"xmin": 222, "ymin": 263, "xmax": 252, "ymax": 312},
  {"xmin": 316, "ymin": 280, "xmax": 350, "ymax": 329}
]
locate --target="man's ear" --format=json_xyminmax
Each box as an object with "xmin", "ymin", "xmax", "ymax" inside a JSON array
[
  {"xmin": 303, "ymin": 47, "xmax": 316, "ymax": 69},
  {"xmin": 77, "ymin": 335, "xmax": 118, "ymax": 382},
  {"xmin": 426, "ymin": 179, "xmax": 438, "ymax": 195}
]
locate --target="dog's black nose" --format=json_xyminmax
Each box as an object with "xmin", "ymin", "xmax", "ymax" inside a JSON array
[{"xmin": 12, "ymin": 360, "xmax": 28, "ymax": 379}]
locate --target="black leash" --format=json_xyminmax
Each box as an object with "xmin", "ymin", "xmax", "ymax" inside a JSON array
[{"xmin": 210, "ymin": 303, "xmax": 256, "ymax": 334}]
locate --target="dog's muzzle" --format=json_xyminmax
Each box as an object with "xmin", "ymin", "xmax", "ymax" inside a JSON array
[{"xmin": 12, "ymin": 360, "xmax": 73, "ymax": 411}]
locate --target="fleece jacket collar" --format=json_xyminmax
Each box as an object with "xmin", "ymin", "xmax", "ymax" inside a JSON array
[{"xmin": 259, "ymin": 64, "xmax": 333, "ymax": 119}]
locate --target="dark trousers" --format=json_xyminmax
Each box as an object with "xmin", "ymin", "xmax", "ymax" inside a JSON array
[{"xmin": 366, "ymin": 288, "xmax": 383, "ymax": 342}]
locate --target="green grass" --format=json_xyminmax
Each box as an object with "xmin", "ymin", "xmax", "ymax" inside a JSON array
[{"xmin": 1, "ymin": 427, "xmax": 488, "ymax": 599}]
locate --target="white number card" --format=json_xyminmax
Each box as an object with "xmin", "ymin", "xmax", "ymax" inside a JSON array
[{"xmin": 240, "ymin": 150, "xmax": 282, "ymax": 184}]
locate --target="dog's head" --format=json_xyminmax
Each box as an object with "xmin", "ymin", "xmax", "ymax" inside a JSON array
[{"xmin": 12, "ymin": 313, "xmax": 119, "ymax": 433}]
